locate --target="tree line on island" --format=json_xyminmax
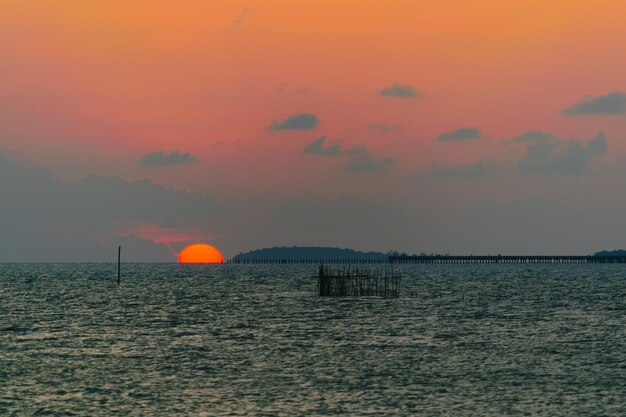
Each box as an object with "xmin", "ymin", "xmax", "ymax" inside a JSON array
[{"xmin": 594, "ymin": 249, "xmax": 626, "ymax": 257}]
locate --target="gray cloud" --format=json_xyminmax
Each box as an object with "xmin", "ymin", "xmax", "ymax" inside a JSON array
[
  {"xmin": 431, "ymin": 160, "xmax": 498, "ymax": 179},
  {"xmin": 0, "ymin": 146, "xmax": 19, "ymax": 158},
  {"xmin": 270, "ymin": 195, "xmax": 412, "ymax": 251},
  {"xmin": 343, "ymin": 146, "xmax": 393, "ymax": 173},
  {"xmin": 368, "ymin": 123, "xmax": 399, "ymax": 133},
  {"xmin": 516, "ymin": 132, "xmax": 607, "ymax": 175},
  {"xmin": 302, "ymin": 137, "xmax": 393, "ymax": 173},
  {"xmin": 563, "ymin": 92, "xmax": 626, "ymax": 116},
  {"xmin": 274, "ymin": 84, "xmax": 311, "ymax": 95},
  {"xmin": 428, "ymin": 130, "xmax": 608, "ymax": 179},
  {"xmin": 0, "ymin": 154, "xmax": 232, "ymax": 261},
  {"xmin": 233, "ymin": 8, "xmax": 251, "ymax": 26},
  {"xmin": 302, "ymin": 136, "xmax": 343, "ymax": 155},
  {"xmin": 268, "ymin": 113, "xmax": 319, "ymax": 130},
  {"xmin": 436, "ymin": 127, "xmax": 483, "ymax": 142},
  {"xmin": 510, "ymin": 131, "xmax": 555, "ymax": 143},
  {"xmin": 140, "ymin": 150, "xmax": 198, "ymax": 166},
  {"xmin": 379, "ymin": 83, "xmax": 419, "ymax": 98},
  {"xmin": 274, "ymin": 83, "xmax": 289, "ymax": 94}
]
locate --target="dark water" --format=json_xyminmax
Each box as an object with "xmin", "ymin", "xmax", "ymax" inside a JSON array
[{"xmin": 1, "ymin": 264, "xmax": 625, "ymax": 416}]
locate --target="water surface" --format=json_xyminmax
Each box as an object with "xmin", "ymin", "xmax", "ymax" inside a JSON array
[{"xmin": 1, "ymin": 264, "xmax": 625, "ymax": 416}]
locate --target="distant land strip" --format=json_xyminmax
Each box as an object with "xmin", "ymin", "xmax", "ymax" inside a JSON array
[{"xmin": 227, "ymin": 255, "xmax": 626, "ymax": 264}]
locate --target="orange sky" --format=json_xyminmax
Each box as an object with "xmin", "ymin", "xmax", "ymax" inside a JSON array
[{"xmin": 2, "ymin": 0, "xmax": 626, "ymax": 256}]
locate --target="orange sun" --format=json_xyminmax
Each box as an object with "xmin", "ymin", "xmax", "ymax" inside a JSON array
[{"xmin": 178, "ymin": 243, "xmax": 224, "ymax": 264}]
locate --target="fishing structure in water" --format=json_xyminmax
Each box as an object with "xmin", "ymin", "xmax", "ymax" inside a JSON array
[{"xmin": 316, "ymin": 264, "xmax": 400, "ymax": 297}]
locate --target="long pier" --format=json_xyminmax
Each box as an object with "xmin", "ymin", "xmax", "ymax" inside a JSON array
[
  {"xmin": 228, "ymin": 255, "xmax": 626, "ymax": 264},
  {"xmin": 388, "ymin": 255, "xmax": 626, "ymax": 264}
]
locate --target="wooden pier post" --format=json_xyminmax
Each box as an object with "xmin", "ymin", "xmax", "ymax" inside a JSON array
[{"xmin": 117, "ymin": 246, "xmax": 121, "ymax": 285}]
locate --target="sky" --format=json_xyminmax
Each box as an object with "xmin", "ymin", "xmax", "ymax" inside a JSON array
[{"xmin": 2, "ymin": 0, "xmax": 626, "ymax": 261}]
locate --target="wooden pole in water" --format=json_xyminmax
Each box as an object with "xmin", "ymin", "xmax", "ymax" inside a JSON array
[{"xmin": 117, "ymin": 246, "xmax": 121, "ymax": 285}]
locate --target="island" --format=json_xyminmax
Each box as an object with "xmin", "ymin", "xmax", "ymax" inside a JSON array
[{"xmin": 232, "ymin": 246, "xmax": 388, "ymax": 262}]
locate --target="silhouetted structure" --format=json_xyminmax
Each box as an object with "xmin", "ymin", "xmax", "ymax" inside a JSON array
[
  {"xmin": 117, "ymin": 246, "xmax": 121, "ymax": 285},
  {"xmin": 387, "ymin": 255, "xmax": 626, "ymax": 264},
  {"xmin": 317, "ymin": 264, "xmax": 400, "ymax": 297}
]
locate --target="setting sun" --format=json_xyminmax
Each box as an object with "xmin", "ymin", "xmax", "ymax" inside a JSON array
[{"xmin": 178, "ymin": 243, "xmax": 224, "ymax": 264}]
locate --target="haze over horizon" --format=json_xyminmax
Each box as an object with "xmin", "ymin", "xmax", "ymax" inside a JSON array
[{"xmin": 2, "ymin": 1, "xmax": 626, "ymax": 261}]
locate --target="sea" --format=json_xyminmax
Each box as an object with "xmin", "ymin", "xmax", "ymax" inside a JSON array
[{"xmin": 1, "ymin": 263, "xmax": 625, "ymax": 416}]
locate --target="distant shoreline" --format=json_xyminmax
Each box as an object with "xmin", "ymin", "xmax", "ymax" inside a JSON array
[{"xmin": 229, "ymin": 246, "xmax": 626, "ymax": 264}]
